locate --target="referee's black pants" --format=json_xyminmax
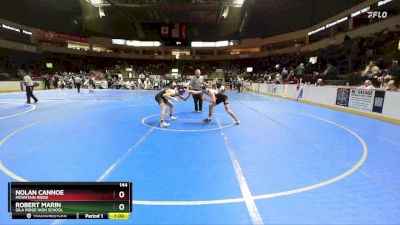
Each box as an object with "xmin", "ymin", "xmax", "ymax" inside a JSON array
[
  {"xmin": 26, "ymin": 86, "xmax": 38, "ymax": 104},
  {"xmin": 192, "ymin": 93, "xmax": 203, "ymax": 111},
  {"xmin": 76, "ymin": 83, "xmax": 81, "ymax": 93}
]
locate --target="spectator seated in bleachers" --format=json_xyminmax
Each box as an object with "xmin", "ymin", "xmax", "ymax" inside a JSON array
[{"xmin": 358, "ymin": 79, "xmax": 375, "ymax": 89}]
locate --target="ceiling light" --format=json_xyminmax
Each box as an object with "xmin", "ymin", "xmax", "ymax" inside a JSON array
[
  {"xmin": 222, "ymin": 6, "xmax": 229, "ymax": 18},
  {"xmin": 232, "ymin": 0, "xmax": 245, "ymax": 7}
]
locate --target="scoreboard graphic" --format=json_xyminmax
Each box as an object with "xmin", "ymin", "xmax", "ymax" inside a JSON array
[{"xmin": 8, "ymin": 182, "xmax": 132, "ymax": 220}]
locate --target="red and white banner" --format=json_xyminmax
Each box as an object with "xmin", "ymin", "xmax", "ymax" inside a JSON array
[
  {"xmin": 172, "ymin": 23, "xmax": 180, "ymax": 38},
  {"xmin": 36, "ymin": 30, "xmax": 88, "ymax": 43},
  {"xmin": 180, "ymin": 24, "xmax": 187, "ymax": 40},
  {"xmin": 161, "ymin": 25, "xmax": 169, "ymax": 37}
]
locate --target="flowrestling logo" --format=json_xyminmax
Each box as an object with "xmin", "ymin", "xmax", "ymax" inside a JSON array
[{"xmin": 367, "ymin": 11, "xmax": 388, "ymax": 19}]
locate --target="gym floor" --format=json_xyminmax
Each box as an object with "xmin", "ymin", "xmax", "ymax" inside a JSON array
[{"xmin": 0, "ymin": 89, "xmax": 399, "ymax": 225}]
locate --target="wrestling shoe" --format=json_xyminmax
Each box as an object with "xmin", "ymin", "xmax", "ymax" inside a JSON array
[
  {"xmin": 203, "ymin": 117, "xmax": 212, "ymax": 123},
  {"xmin": 170, "ymin": 116, "xmax": 178, "ymax": 120},
  {"xmin": 234, "ymin": 120, "xmax": 240, "ymax": 125},
  {"xmin": 160, "ymin": 121, "xmax": 170, "ymax": 128}
]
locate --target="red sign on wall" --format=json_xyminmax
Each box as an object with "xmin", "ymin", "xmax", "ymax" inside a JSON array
[{"xmin": 37, "ymin": 30, "xmax": 88, "ymax": 43}]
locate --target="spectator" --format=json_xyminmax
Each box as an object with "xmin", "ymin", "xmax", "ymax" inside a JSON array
[
  {"xmin": 316, "ymin": 78, "xmax": 324, "ymax": 86},
  {"xmin": 378, "ymin": 73, "xmax": 392, "ymax": 89},
  {"xmin": 296, "ymin": 63, "xmax": 305, "ymax": 77},
  {"xmin": 388, "ymin": 59, "xmax": 400, "ymax": 83},
  {"xmin": 154, "ymin": 79, "xmax": 160, "ymax": 90},
  {"xmin": 44, "ymin": 74, "xmax": 51, "ymax": 90},
  {"xmin": 362, "ymin": 60, "xmax": 380, "ymax": 78},
  {"xmin": 281, "ymin": 67, "xmax": 289, "ymax": 80},
  {"xmin": 286, "ymin": 67, "xmax": 295, "ymax": 83},
  {"xmin": 88, "ymin": 77, "xmax": 95, "ymax": 93},
  {"xmin": 386, "ymin": 80, "xmax": 399, "ymax": 91},
  {"xmin": 236, "ymin": 76, "xmax": 244, "ymax": 93},
  {"xmin": 275, "ymin": 74, "xmax": 282, "ymax": 84},
  {"xmin": 323, "ymin": 62, "xmax": 338, "ymax": 79},
  {"xmin": 358, "ymin": 79, "xmax": 375, "ymax": 89},
  {"xmin": 362, "ymin": 60, "xmax": 380, "ymax": 86},
  {"xmin": 229, "ymin": 77, "xmax": 234, "ymax": 90}
]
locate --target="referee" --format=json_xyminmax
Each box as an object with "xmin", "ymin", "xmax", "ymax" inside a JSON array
[
  {"xmin": 23, "ymin": 72, "xmax": 38, "ymax": 104},
  {"xmin": 74, "ymin": 75, "xmax": 82, "ymax": 93},
  {"xmin": 189, "ymin": 69, "xmax": 204, "ymax": 112}
]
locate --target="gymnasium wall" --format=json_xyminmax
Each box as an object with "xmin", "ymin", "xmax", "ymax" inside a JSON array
[
  {"xmin": 0, "ymin": 81, "xmax": 44, "ymax": 92},
  {"xmin": 251, "ymin": 83, "xmax": 400, "ymax": 124},
  {"xmin": 0, "ymin": 39, "xmax": 36, "ymax": 53}
]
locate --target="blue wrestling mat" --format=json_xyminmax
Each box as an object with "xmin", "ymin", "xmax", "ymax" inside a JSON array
[{"xmin": 0, "ymin": 89, "xmax": 399, "ymax": 225}]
